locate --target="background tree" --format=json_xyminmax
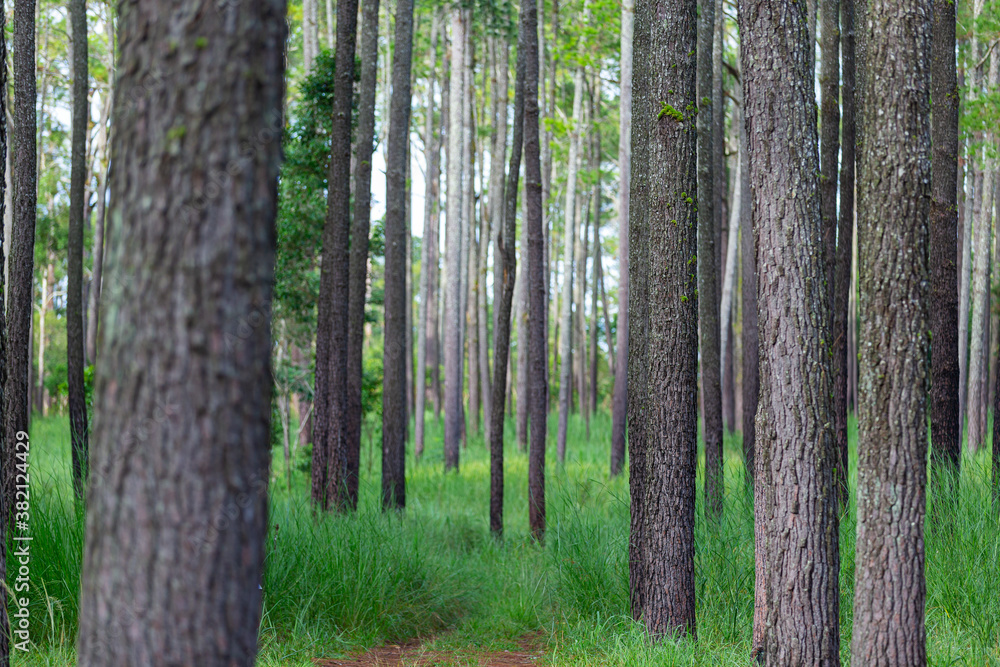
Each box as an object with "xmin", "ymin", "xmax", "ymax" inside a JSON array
[
  {"xmin": 628, "ymin": 0, "xmax": 699, "ymax": 636},
  {"xmin": 67, "ymin": 0, "xmax": 89, "ymax": 502},
  {"xmin": 852, "ymin": 0, "xmax": 932, "ymax": 660},
  {"xmin": 312, "ymin": 0, "xmax": 360, "ymax": 511},
  {"xmin": 75, "ymin": 1, "xmax": 287, "ymax": 662}
]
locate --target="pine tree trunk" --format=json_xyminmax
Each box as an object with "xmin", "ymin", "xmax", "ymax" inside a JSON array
[
  {"xmin": 344, "ymin": 0, "xmax": 379, "ymax": 508},
  {"xmin": 75, "ymin": 2, "xmax": 286, "ymax": 662},
  {"xmin": 739, "ymin": 108, "xmax": 756, "ymax": 486},
  {"xmin": 68, "ymin": 0, "xmax": 89, "ymax": 503},
  {"xmin": 852, "ymin": 0, "xmax": 932, "ymax": 660},
  {"xmin": 444, "ymin": 9, "xmax": 466, "ymax": 470},
  {"xmin": 0, "ymin": 12, "xmax": 9, "ymax": 665},
  {"xmin": 490, "ymin": 18, "xmax": 526, "ymax": 537},
  {"xmin": 967, "ymin": 150, "xmax": 994, "ymax": 451},
  {"xmin": 742, "ymin": 3, "xmax": 842, "ymax": 663},
  {"xmin": 524, "ymin": 0, "xmax": 546, "ymax": 542},
  {"xmin": 833, "ymin": 0, "xmax": 856, "ymax": 506},
  {"xmin": 589, "ymin": 120, "xmax": 601, "ymax": 416},
  {"xmin": 382, "ymin": 0, "xmax": 414, "ymax": 511},
  {"xmin": 610, "ymin": 0, "xmax": 632, "ymax": 477},
  {"xmin": 929, "ymin": 0, "xmax": 961, "ymax": 475},
  {"xmin": 698, "ymin": 0, "xmax": 723, "ymax": 518},
  {"xmin": 415, "ymin": 14, "xmax": 441, "ymax": 459},
  {"xmin": 85, "ymin": 74, "xmax": 112, "ymax": 366},
  {"xmin": 312, "ymin": 0, "xmax": 359, "ymax": 511},
  {"xmin": 517, "ymin": 203, "xmax": 530, "ymax": 450},
  {"xmin": 557, "ymin": 63, "xmax": 585, "ymax": 463},
  {"xmin": 629, "ymin": 0, "xmax": 698, "ymax": 636}
]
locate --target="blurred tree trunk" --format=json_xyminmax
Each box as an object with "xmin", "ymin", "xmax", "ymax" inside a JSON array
[
  {"xmin": 345, "ymin": 0, "xmax": 380, "ymax": 508},
  {"xmin": 628, "ymin": 0, "xmax": 698, "ymax": 636},
  {"xmin": 416, "ymin": 13, "xmax": 441, "ymax": 459},
  {"xmin": 382, "ymin": 0, "xmax": 414, "ymax": 511},
  {"xmin": 312, "ymin": 0, "xmax": 359, "ymax": 511},
  {"xmin": 852, "ymin": 0, "xmax": 932, "ymax": 660},
  {"xmin": 589, "ymin": 114, "xmax": 601, "ymax": 417},
  {"xmin": 524, "ymin": 0, "xmax": 546, "ymax": 542},
  {"xmin": 698, "ymin": 0, "xmax": 723, "ymax": 518},
  {"xmin": 557, "ymin": 61, "xmax": 584, "ymax": 463},
  {"xmin": 832, "ymin": 0, "xmax": 855, "ymax": 505},
  {"xmin": 75, "ymin": 2, "xmax": 286, "ymax": 663},
  {"xmin": 444, "ymin": 8, "xmax": 466, "ymax": 470},
  {"xmin": 68, "ymin": 0, "xmax": 89, "ymax": 502},
  {"xmin": 742, "ymin": 2, "xmax": 841, "ymax": 663},
  {"xmin": 610, "ymin": 0, "xmax": 632, "ymax": 477},
  {"xmin": 490, "ymin": 15, "xmax": 525, "ymax": 536},
  {"xmin": 517, "ymin": 194, "xmax": 530, "ymax": 450}
]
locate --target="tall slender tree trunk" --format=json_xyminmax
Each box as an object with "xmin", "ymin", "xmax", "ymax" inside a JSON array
[
  {"xmin": 490, "ymin": 19, "xmax": 526, "ymax": 537},
  {"xmin": 739, "ymin": 106, "xmax": 756, "ymax": 486},
  {"xmin": 382, "ymin": 0, "xmax": 414, "ymax": 511},
  {"xmin": 0, "ymin": 12, "xmax": 9, "ymax": 665},
  {"xmin": 312, "ymin": 0, "xmax": 359, "ymax": 511},
  {"xmin": 557, "ymin": 63, "xmax": 585, "ymax": 463},
  {"xmin": 610, "ymin": 0, "xmax": 633, "ymax": 477},
  {"xmin": 68, "ymin": 0, "xmax": 89, "ymax": 503},
  {"xmin": 741, "ymin": 3, "xmax": 841, "ymax": 662},
  {"xmin": 416, "ymin": 13, "xmax": 441, "ymax": 459},
  {"xmin": 929, "ymin": 0, "xmax": 961, "ymax": 474},
  {"xmin": 444, "ymin": 9, "xmax": 466, "ymax": 470},
  {"xmin": 698, "ymin": 0, "xmax": 723, "ymax": 518},
  {"xmin": 344, "ymin": 0, "xmax": 379, "ymax": 508},
  {"xmin": 589, "ymin": 120, "xmax": 601, "ymax": 416},
  {"xmin": 719, "ymin": 135, "xmax": 741, "ymax": 435},
  {"xmin": 852, "ymin": 0, "xmax": 932, "ymax": 660},
  {"xmin": 524, "ymin": 0, "xmax": 546, "ymax": 542},
  {"xmin": 517, "ymin": 199, "xmax": 530, "ymax": 450},
  {"xmin": 75, "ymin": 2, "xmax": 286, "ymax": 663},
  {"xmin": 629, "ymin": 0, "xmax": 698, "ymax": 636},
  {"xmin": 304, "ymin": 0, "xmax": 318, "ymax": 71},
  {"xmin": 86, "ymin": 72, "xmax": 113, "ymax": 366},
  {"xmin": 967, "ymin": 136, "xmax": 995, "ymax": 452},
  {"xmin": 832, "ymin": 0, "xmax": 855, "ymax": 506},
  {"xmin": 713, "ymin": 0, "xmax": 731, "ymax": 434}
]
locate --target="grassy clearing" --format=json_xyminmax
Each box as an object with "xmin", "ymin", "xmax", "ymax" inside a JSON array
[{"xmin": 13, "ymin": 411, "xmax": 1000, "ymax": 665}]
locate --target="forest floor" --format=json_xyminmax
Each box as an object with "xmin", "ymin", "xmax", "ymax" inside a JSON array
[{"xmin": 17, "ymin": 411, "xmax": 1000, "ymax": 666}]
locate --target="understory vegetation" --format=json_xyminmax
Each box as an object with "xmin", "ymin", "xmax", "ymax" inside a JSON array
[{"xmin": 17, "ymin": 413, "xmax": 1000, "ymax": 666}]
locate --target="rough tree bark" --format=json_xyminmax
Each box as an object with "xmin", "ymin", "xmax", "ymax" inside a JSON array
[
  {"xmin": 852, "ymin": 0, "xmax": 932, "ymax": 660},
  {"xmin": 312, "ymin": 0, "xmax": 359, "ymax": 511},
  {"xmin": 415, "ymin": 13, "xmax": 440, "ymax": 459},
  {"xmin": 628, "ymin": 0, "xmax": 698, "ymax": 637},
  {"xmin": 610, "ymin": 0, "xmax": 633, "ymax": 477},
  {"xmin": 444, "ymin": 9, "xmax": 466, "ymax": 470},
  {"xmin": 490, "ymin": 17, "xmax": 526, "ymax": 537},
  {"xmin": 930, "ymin": 0, "xmax": 961, "ymax": 474},
  {"xmin": 698, "ymin": 0, "xmax": 723, "ymax": 518},
  {"xmin": 0, "ymin": 9, "xmax": 9, "ymax": 665},
  {"xmin": 524, "ymin": 0, "xmax": 546, "ymax": 542},
  {"xmin": 75, "ymin": 2, "xmax": 286, "ymax": 663},
  {"xmin": 382, "ymin": 0, "xmax": 414, "ymax": 511},
  {"xmin": 68, "ymin": 0, "xmax": 89, "ymax": 502},
  {"xmin": 741, "ymin": 2, "xmax": 842, "ymax": 663}
]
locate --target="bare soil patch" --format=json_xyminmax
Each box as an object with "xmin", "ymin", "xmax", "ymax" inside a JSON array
[{"xmin": 316, "ymin": 633, "xmax": 544, "ymax": 667}]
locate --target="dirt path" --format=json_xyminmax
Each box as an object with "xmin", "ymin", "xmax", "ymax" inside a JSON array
[{"xmin": 316, "ymin": 634, "xmax": 544, "ymax": 667}]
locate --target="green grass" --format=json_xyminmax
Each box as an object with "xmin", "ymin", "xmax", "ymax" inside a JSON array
[{"xmin": 13, "ymin": 410, "xmax": 1000, "ymax": 665}]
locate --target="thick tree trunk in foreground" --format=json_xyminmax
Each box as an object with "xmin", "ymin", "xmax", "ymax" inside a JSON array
[
  {"xmin": 610, "ymin": 0, "xmax": 633, "ymax": 477},
  {"xmin": 628, "ymin": 0, "xmax": 698, "ymax": 637},
  {"xmin": 68, "ymin": 0, "xmax": 90, "ymax": 502},
  {"xmin": 741, "ymin": 2, "xmax": 841, "ymax": 663},
  {"xmin": 852, "ymin": 0, "xmax": 932, "ymax": 661},
  {"xmin": 697, "ymin": 0, "xmax": 723, "ymax": 519},
  {"xmin": 833, "ymin": 0, "xmax": 856, "ymax": 506},
  {"xmin": 0, "ymin": 11, "xmax": 9, "ymax": 665},
  {"xmin": 75, "ymin": 2, "xmax": 286, "ymax": 663},
  {"xmin": 444, "ymin": 10, "xmax": 466, "ymax": 470},
  {"xmin": 929, "ymin": 0, "xmax": 961, "ymax": 475},
  {"xmin": 490, "ymin": 17, "xmax": 526, "ymax": 537},
  {"xmin": 312, "ymin": 0, "xmax": 359, "ymax": 511},
  {"xmin": 345, "ymin": 0, "xmax": 380, "ymax": 508},
  {"xmin": 524, "ymin": 0, "xmax": 546, "ymax": 542},
  {"xmin": 382, "ymin": 0, "xmax": 414, "ymax": 511}
]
